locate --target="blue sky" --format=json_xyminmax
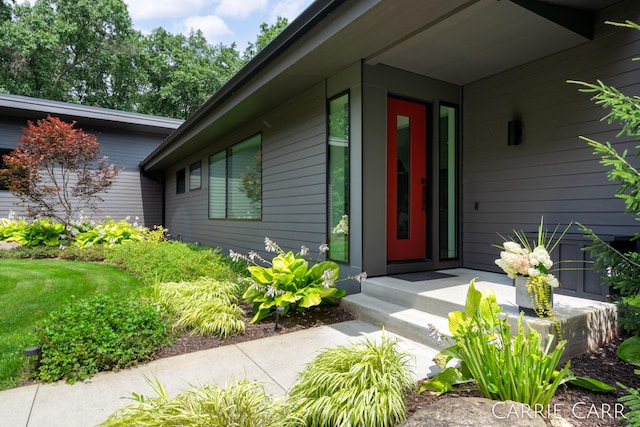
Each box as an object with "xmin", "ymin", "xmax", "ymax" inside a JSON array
[{"xmin": 123, "ymin": 0, "xmax": 315, "ymax": 50}]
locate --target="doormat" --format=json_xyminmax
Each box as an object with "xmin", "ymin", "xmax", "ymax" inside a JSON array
[{"xmin": 389, "ymin": 271, "xmax": 456, "ymax": 282}]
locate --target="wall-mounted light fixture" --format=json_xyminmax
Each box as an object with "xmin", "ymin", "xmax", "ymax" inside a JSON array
[{"xmin": 508, "ymin": 119, "xmax": 523, "ymax": 146}]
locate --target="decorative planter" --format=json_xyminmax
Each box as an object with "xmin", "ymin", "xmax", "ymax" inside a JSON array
[{"xmin": 515, "ymin": 276, "xmax": 553, "ymax": 316}]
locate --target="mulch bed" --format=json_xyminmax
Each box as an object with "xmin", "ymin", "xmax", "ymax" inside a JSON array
[{"xmin": 154, "ymin": 303, "xmax": 355, "ymax": 358}]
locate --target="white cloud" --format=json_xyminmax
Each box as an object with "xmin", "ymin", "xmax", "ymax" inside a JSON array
[
  {"xmin": 124, "ymin": 0, "xmax": 208, "ymax": 20},
  {"xmin": 182, "ymin": 15, "xmax": 233, "ymax": 42},
  {"xmin": 214, "ymin": 0, "xmax": 268, "ymax": 19},
  {"xmin": 269, "ymin": 0, "xmax": 311, "ymax": 23}
]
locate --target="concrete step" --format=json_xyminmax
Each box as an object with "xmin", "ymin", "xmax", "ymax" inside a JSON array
[
  {"xmin": 340, "ymin": 293, "xmax": 452, "ymax": 350},
  {"xmin": 341, "ymin": 268, "xmax": 618, "ymax": 360}
]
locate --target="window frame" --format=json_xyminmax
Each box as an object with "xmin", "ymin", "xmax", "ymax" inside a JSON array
[
  {"xmin": 208, "ymin": 133, "xmax": 262, "ymax": 220},
  {"xmin": 176, "ymin": 168, "xmax": 186, "ymax": 194},
  {"xmin": 189, "ymin": 160, "xmax": 202, "ymax": 191},
  {"xmin": 438, "ymin": 101, "xmax": 460, "ymax": 261},
  {"xmin": 326, "ymin": 90, "xmax": 351, "ymax": 263}
]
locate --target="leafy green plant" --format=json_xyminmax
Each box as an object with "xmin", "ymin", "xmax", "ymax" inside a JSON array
[
  {"xmin": 107, "ymin": 241, "xmax": 240, "ymax": 284},
  {"xmin": 421, "ymin": 280, "xmax": 578, "ymax": 408},
  {"xmin": 234, "ymin": 238, "xmax": 360, "ymax": 323},
  {"xmin": 619, "ymin": 336, "xmax": 640, "ymax": 366},
  {"xmin": 153, "ymin": 278, "xmax": 246, "ymax": 337},
  {"xmin": 99, "ymin": 377, "xmax": 280, "ymax": 427},
  {"xmin": 35, "ymin": 294, "xmax": 172, "ymax": 383},
  {"xmin": 0, "ymin": 215, "xmax": 26, "ymax": 241},
  {"xmin": 72, "ymin": 217, "xmax": 146, "ymax": 247},
  {"xmin": 282, "ymin": 334, "xmax": 415, "ymax": 427},
  {"xmin": 0, "ymin": 217, "xmax": 64, "ymax": 246}
]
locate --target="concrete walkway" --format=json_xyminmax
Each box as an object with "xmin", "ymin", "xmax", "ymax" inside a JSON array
[{"xmin": 0, "ymin": 320, "xmax": 439, "ymax": 427}]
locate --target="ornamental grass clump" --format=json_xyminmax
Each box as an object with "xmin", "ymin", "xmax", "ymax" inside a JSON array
[
  {"xmin": 282, "ymin": 334, "xmax": 415, "ymax": 427},
  {"xmin": 99, "ymin": 377, "xmax": 280, "ymax": 427},
  {"xmin": 153, "ymin": 278, "xmax": 245, "ymax": 337}
]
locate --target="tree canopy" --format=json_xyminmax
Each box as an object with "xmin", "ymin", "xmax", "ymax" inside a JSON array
[{"xmin": 0, "ymin": 0, "xmax": 288, "ymax": 119}]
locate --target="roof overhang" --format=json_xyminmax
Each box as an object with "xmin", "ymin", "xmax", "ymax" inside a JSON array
[
  {"xmin": 141, "ymin": 0, "xmax": 621, "ymax": 171},
  {"xmin": 0, "ymin": 93, "xmax": 183, "ymax": 134}
]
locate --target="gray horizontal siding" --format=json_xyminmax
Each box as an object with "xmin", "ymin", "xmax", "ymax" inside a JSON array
[
  {"xmin": 163, "ymin": 82, "xmax": 328, "ymax": 256},
  {"xmin": 462, "ymin": 0, "xmax": 640, "ymax": 272}
]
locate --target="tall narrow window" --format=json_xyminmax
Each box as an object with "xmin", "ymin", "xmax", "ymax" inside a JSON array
[
  {"xmin": 327, "ymin": 92, "xmax": 349, "ymax": 262},
  {"xmin": 209, "ymin": 151, "xmax": 226, "ymax": 219},
  {"xmin": 208, "ymin": 134, "xmax": 262, "ymax": 219},
  {"xmin": 229, "ymin": 135, "xmax": 261, "ymax": 219},
  {"xmin": 396, "ymin": 115, "xmax": 411, "ymax": 240},
  {"xmin": 189, "ymin": 161, "xmax": 201, "ymax": 190},
  {"xmin": 439, "ymin": 104, "xmax": 458, "ymax": 260},
  {"xmin": 176, "ymin": 168, "xmax": 186, "ymax": 194}
]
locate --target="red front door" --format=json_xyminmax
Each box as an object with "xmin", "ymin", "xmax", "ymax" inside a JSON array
[{"xmin": 387, "ymin": 97, "xmax": 427, "ymax": 261}]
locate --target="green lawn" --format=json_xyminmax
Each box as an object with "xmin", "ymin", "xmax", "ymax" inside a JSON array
[{"xmin": 0, "ymin": 259, "xmax": 141, "ymax": 389}]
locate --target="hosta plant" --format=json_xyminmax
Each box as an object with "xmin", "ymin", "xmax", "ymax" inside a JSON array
[
  {"xmin": 283, "ymin": 334, "xmax": 415, "ymax": 427},
  {"xmin": 233, "ymin": 238, "xmax": 364, "ymax": 323},
  {"xmin": 420, "ymin": 280, "xmax": 612, "ymax": 407},
  {"xmin": 0, "ymin": 216, "xmax": 64, "ymax": 246},
  {"xmin": 72, "ymin": 217, "xmax": 167, "ymax": 248}
]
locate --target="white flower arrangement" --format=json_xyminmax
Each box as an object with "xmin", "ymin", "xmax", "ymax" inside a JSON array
[
  {"xmin": 495, "ymin": 240, "xmax": 558, "ymax": 288},
  {"xmin": 494, "ymin": 217, "xmax": 573, "ymax": 325}
]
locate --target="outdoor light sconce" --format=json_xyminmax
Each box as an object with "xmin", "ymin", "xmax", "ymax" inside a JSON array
[
  {"xmin": 508, "ymin": 119, "xmax": 523, "ymax": 146},
  {"xmin": 274, "ymin": 305, "xmax": 284, "ymax": 331},
  {"xmin": 25, "ymin": 345, "xmax": 42, "ymax": 369}
]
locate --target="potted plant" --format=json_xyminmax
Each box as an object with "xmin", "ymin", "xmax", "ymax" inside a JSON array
[{"xmin": 494, "ymin": 218, "xmax": 570, "ymax": 318}]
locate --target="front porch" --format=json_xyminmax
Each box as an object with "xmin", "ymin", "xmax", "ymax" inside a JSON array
[{"xmin": 340, "ymin": 268, "xmax": 618, "ymax": 361}]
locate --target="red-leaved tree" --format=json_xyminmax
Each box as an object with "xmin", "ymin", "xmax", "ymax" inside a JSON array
[{"xmin": 0, "ymin": 115, "xmax": 120, "ymax": 233}]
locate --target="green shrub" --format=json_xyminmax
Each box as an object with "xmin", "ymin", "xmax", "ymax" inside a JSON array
[
  {"xmin": 283, "ymin": 334, "xmax": 415, "ymax": 427},
  {"xmin": 99, "ymin": 377, "xmax": 280, "ymax": 427},
  {"xmin": 35, "ymin": 294, "xmax": 172, "ymax": 383},
  {"xmin": 57, "ymin": 244, "xmax": 108, "ymax": 261},
  {"xmin": 0, "ymin": 245, "xmax": 60, "ymax": 259},
  {"xmin": 153, "ymin": 278, "xmax": 246, "ymax": 337},
  {"xmin": 107, "ymin": 241, "xmax": 241, "ymax": 284}
]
